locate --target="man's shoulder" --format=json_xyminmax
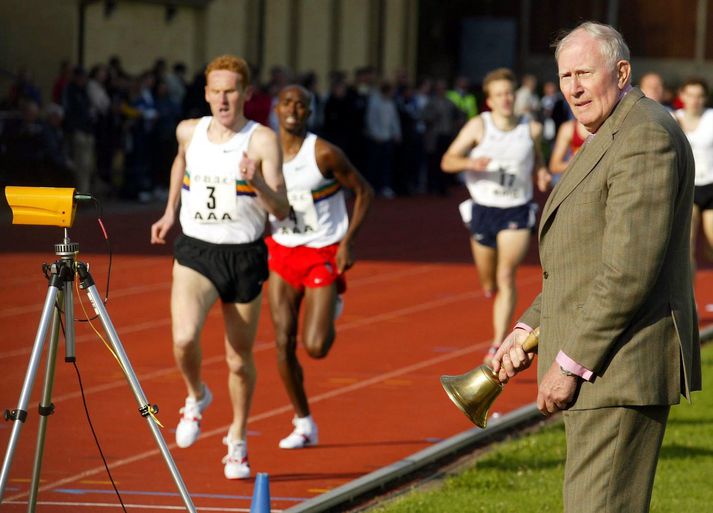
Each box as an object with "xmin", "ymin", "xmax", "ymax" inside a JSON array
[
  {"xmin": 249, "ymin": 123, "xmax": 279, "ymax": 147},
  {"xmin": 620, "ymin": 95, "xmax": 682, "ymax": 137},
  {"xmin": 177, "ymin": 118, "xmax": 202, "ymax": 143},
  {"xmin": 179, "ymin": 117, "xmax": 202, "ymax": 128},
  {"xmin": 614, "ymin": 96, "xmax": 692, "ymax": 161},
  {"xmin": 314, "ymin": 135, "xmax": 346, "ymax": 172},
  {"xmin": 314, "ymin": 134, "xmax": 340, "ymax": 155}
]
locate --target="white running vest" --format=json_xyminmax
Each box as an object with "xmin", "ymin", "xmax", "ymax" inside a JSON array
[
  {"xmin": 180, "ymin": 117, "xmax": 266, "ymax": 244},
  {"xmin": 676, "ymin": 108, "xmax": 713, "ymax": 186},
  {"xmin": 270, "ymin": 133, "xmax": 348, "ymax": 248},
  {"xmin": 465, "ymin": 112, "xmax": 534, "ymax": 208}
]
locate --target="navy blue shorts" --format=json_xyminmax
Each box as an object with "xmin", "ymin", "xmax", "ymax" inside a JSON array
[
  {"xmin": 469, "ymin": 203, "xmax": 537, "ymax": 248},
  {"xmin": 694, "ymin": 183, "xmax": 713, "ymax": 211},
  {"xmin": 174, "ymin": 234, "xmax": 268, "ymax": 304}
]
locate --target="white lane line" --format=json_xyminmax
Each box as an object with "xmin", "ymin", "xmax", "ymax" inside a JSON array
[
  {"xmin": 3, "ymin": 337, "xmax": 490, "ymax": 504},
  {"xmin": 0, "ymin": 264, "xmax": 432, "ymax": 319},
  {"xmin": 2, "ymin": 273, "xmax": 537, "ymax": 399},
  {"xmin": 0, "ymin": 282, "xmax": 171, "ymax": 319},
  {"xmin": 31, "ymin": 341, "xmax": 270, "ymax": 405},
  {"xmin": 0, "ymin": 317, "xmax": 173, "ymax": 359},
  {"xmin": 0, "ymin": 265, "xmax": 436, "ymax": 359}
]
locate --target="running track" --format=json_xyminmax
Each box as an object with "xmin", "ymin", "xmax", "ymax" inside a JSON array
[{"xmin": 1, "ymin": 190, "xmax": 711, "ymax": 512}]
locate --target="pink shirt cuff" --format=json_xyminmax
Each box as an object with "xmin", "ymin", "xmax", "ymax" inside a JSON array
[
  {"xmin": 556, "ymin": 351, "xmax": 594, "ymax": 381},
  {"xmin": 514, "ymin": 322, "xmax": 533, "ymax": 333}
]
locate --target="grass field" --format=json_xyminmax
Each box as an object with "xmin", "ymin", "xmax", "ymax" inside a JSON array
[{"xmin": 369, "ymin": 343, "xmax": 713, "ymax": 513}]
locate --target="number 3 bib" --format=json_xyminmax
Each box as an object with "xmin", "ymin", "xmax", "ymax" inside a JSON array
[{"xmin": 189, "ymin": 173, "xmax": 238, "ymax": 223}]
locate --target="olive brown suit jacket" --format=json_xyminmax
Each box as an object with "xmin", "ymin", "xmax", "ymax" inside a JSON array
[{"xmin": 520, "ymin": 88, "xmax": 701, "ymax": 409}]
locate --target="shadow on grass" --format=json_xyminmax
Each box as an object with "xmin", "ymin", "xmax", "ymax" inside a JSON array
[
  {"xmin": 659, "ymin": 442, "xmax": 713, "ymax": 460},
  {"xmin": 468, "ymin": 423, "xmax": 567, "ymax": 473},
  {"xmin": 474, "ymin": 454, "xmax": 563, "ymax": 473}
]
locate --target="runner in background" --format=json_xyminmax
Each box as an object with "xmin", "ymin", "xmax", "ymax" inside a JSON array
[
  {"xmin": 441, "ymin": 67, "xmax": 550, "ymax": 366},
  {"xmin": 267, "ymin": 85, "xmax": 373, "ymax": 449}
]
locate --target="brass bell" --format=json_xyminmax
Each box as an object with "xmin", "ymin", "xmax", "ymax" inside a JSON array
[{"xmin": 440, "ymin": 327, "xmax": 540, "ymax": 428}]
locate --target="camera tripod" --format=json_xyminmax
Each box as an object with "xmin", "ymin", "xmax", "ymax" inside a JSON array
[{"xmin": 0, "ymin": 231, "xmax": 197, "ymax": 512}]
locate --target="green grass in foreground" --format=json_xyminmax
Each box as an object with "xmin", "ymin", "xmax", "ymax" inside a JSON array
[{"xmin": 371, "ymin": 343, "xmax": 713, "ymax": 513}]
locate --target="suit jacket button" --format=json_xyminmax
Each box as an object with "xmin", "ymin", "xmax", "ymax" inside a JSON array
[{"xmin": 543, "ymin": 271, "xmax": 549, "ymax": 279}]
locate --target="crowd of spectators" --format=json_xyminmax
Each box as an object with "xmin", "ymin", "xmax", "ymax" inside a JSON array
[
  {"xmin": 1, "ymin": 57, "xmax": 194, "ymax": 202},
  {"xmin": 0, "ymin": 57, "xmax": 692, "ymax": 202}
]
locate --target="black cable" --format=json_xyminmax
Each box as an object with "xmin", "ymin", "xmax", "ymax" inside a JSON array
[
  {"xmin": 76, "ymin": 196, "xmax": 113, "ymax": 323},
  {"xmin": 71, "ymin": 360, "xmax": 128, "ymax": 513},
  {"xmin": 91, "ymin": 196, "xmax": 112, "ymax": 304}
]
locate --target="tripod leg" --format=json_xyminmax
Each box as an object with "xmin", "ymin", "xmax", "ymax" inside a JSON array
[
  {"xmin": 0, "ymin": 285, "xmax": 61, "ymax": 503},
  {"xmin": 78, "ymin": 269, "xmax": 197, "ymax": 513},
  {"xmin": 63, "ymin": 280, "xmax": 76, "ymax": 362},
  {"xmin": 27, "ymin": 296, "xmax": 63, "ymax": 512}
]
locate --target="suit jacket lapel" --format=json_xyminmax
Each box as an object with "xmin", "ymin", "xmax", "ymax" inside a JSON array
[{"xmin": 539, "ymin": 88, "xmax": 645, "ymax": 239}]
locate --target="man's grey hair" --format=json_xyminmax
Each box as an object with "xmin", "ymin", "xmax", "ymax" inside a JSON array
[{"xmin": 553, "ymin": 21, "xmax": 630, "ymax": 69}]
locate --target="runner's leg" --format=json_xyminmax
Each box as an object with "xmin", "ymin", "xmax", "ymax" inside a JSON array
[
  {"xmin": 171, "ymin": 261, "xmax": 218, "ymax": 398},
  {"xmin": 268, "ymin": 273, "xmax": 310, "ymax": 417},
  {"xmin": 223, "ymin": 292, "xmax": 262, "ymax": 441},
  {"xmin": 492, "ymin": 229, "xmax": 531, "ymax": 346}
]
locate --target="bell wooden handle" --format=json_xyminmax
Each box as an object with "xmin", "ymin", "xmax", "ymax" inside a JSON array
[{"xmin": 520, "ymin": 326, "xmax": 540, "ymax": 352}]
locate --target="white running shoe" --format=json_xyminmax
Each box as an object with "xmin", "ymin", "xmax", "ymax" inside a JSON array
[
  {"xmin": 279, "ymin": 416, "xmax": 318, "ymax": 449},
  {"xmin": 175, "ymin": 385, "xmax": 212, "ymax": 448},
  {"xmin": 222, "ymin": 436, "xmax": 251, "ymax": 480},
  {"xmin": 334, "ymin": 295, "xmax": 344, "ymax": 320}
]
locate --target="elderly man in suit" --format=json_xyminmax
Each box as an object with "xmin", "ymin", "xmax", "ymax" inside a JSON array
[{"xmin": 491, "ymin": 21, "xmax": 701, "ymax": 513}]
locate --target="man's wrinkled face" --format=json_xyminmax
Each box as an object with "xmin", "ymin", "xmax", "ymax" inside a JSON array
[{"xmin": 557, "ymin": 31, "xmax": 629, "ymax": 133}]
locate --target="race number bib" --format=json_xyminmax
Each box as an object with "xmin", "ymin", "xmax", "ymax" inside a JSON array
[
  {"xmin": 189, "ymin": 174, "xmax": 238, "ymax": 223},
  {"xmin": 485, "ymin": 159, "xmax": 516, "ymax": 186},
  {"xmin": 283, "ymin": 189, "xmax": 318, "ymax": 234}
]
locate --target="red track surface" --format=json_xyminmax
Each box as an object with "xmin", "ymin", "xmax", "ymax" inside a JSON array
[{"xmin": 1, "ymin": 192, "xmax": 711, "ymax": 512}]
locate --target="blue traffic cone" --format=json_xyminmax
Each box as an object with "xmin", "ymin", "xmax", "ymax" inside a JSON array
[{"xmin": 250, "ymin": 472, "xmax": 271, "ymax": 513}]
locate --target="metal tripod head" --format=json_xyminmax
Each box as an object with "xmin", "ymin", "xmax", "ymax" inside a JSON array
[{"xmin": 55, "ymin": 228, "xmax": 80, "ymax": 263}]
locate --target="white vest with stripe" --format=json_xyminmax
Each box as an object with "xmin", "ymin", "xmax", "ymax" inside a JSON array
[
  {"xmin": 465, "ymin": 112, "xmax": 534, "ymax": 208},
  {"xmin": 270, "ymin": 133, "xmax": 348, "ymax": 247},
  {"xmin": 180, "ymin": 117, "xmax": 266, "ymax": 244}
]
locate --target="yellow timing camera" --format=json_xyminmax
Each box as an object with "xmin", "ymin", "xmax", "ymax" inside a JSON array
[{"xmin": 5, "ymin": 186, "xmax": 78, "ymax": 227}]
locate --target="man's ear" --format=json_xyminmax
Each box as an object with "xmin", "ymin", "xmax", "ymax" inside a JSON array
[
  {"xmin": 617, "ymin": 60, "xmax": 631, "ymax": 89},
  {"xmin": 244, "ymin": 85, "xmax": 254, "ymax": 102}
]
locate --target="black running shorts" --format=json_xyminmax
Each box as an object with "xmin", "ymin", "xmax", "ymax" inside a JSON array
[
  {"xmin": 694, "ymin": 183, "xmax": 713, "ymax": 211},
  {"xmin": 173, "ymin": 234, "xmax": 268, "ymax": 304}
]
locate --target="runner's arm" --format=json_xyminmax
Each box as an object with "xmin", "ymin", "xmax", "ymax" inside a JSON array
[
  {"xmin": 150, "ymin": 119, "xmax": 197, "ymax": 244},
  {"xmin": 317, "ymin": 138, "xmax": 374, "ymax": 271},
  {"xmin": 440, "ymin": 116, "xmax": 488, "ymax": 173},
  {"xmin": 243, "ymin": 126, "xmax": 290, "ymax": 219},
  {"xmin": 549, "ymin": 120, "xmax": 575, "ymax": 174}
]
